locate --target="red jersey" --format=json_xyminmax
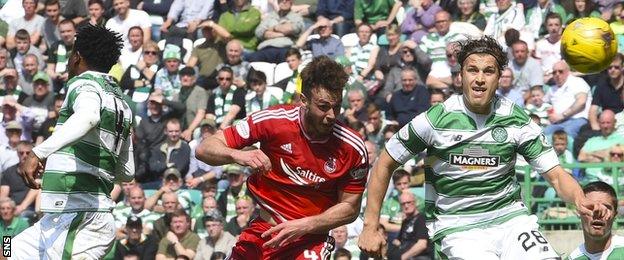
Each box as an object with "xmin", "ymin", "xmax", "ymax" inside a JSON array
[{"xmin": 223, "ymin": 105, "xmax": 369, "ymax": 223}]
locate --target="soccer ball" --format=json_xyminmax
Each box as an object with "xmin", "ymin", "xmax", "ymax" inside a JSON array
[{"xmin": 561, "ymin": 17, "xmax": 617, "ymax": 74}]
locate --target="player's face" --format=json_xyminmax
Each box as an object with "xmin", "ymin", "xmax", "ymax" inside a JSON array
[
  {"xmin": 170, "ymin": 216, "xmax": 190, "ymax": 235},
  {"xmin": 581, "ymin": 191, "xmax": 616, "ymax": 240},
  {"xmin": 302, "ymin": 87, "xmax": 341, "ymax": 137},
  {"xmin": 461, "ymin": 54, "xmax": 500, "ymax": 114}
]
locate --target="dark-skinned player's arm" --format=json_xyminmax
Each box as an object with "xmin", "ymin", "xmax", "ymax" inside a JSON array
[
  {"xmin": 261, "ymin": 188, "xmax": 363, "ymax": 248},
  {"xmin": 359, "ymin": 149, "xmax": 401, "ymax": 258}
]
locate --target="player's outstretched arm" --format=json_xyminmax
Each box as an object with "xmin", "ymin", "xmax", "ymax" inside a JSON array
[
  {"xmin": 543, "ymin": 166, "xmax": 607, "ymax": 218},
  {"xmin": 261, "ymin": 190, "xmax": 362, "ymax": 248},
  {"xmin": 195, "ymin": 131, "xmax": 271, "ymax": 172},
  {"xmin": 359, "ymin": 149, "xmax": 400, "ymax": 258}
]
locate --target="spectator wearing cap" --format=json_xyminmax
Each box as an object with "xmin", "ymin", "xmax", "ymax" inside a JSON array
[
  {"xmin": 22, "ymin": 72, "xmax": 54, "ymax": 136},
  {"xmin": 46, "ymin": 19, "xmax": 76, "ymax": 92},
  {"xmin": 217, "ymin": 164, "xmax": 249, "ymax": 220},
  {"xmin": 295, "ymin": 17, "xmax": 344, "ymax": 59},
  {"xmin": 0, "ymin": 197, "xmax": 29, "ymax": 238},
  {"xmin": 224, "ymin": 195, "xmax": 256, "ymax": 236},
  {"xmin": 16, "ymin": 53, "xmax": 38, "ymax": 96},
  {"xmin": 0, "ymin": 97, "xmax": 36, "ymax": 146},
  {"xmin": 156, "ymin": 209, "xmax": 200, "ymax": 259},
  {"xmin": 186, "ymin": 118, "xmax": 224, "ymax": 190},
  {"xmin": 245, "ymin": 70, "xmax": 283, "ymax": 115},
  {"xmin": 115, "ymin": 215, "xmax": 159, "ymax": 260},
  {"xmin": 113, "ymin": 186, "xmax": 162, "ymax": 236},
  {"xmin": 134, "ymin": 93, "xmax": 185, "ymax": 184},
  {"xmin": 194, "ymin": 209, "xmax": 236, "ymax": 260},
  {"xmin": 154, "ymin": 44, "xmax": 185, "ymax": 101},
  {"xmin": 145, "ymin": 167, "xmax": 193, "ymax": 214},
  {"xmin": 1, "ymin": 68, "xmax": 28, "ymax": 104},
  {"xmin": 150, "ymin": 192, "xmax": 181, "ymax": 241},
  {"xmin": 177, "ymin": 67, "xmax": 208, "ymax": 142},
  {"xmin": 0, "ymin": 141, "xmax": 34, "ymax": 217},
  {"xmin": 246, "ymin": 0, "xmax": 304, "ymax": 63},
  {"xmin": 105, "ymin": 0, "xmax": 151, "ymax": 49},
  {"xmin": 146, "ymin": 118, "xmax": 191, "ymax": 186}
]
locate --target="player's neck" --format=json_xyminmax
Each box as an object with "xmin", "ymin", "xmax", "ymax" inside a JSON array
[{"xmin": 584, "ymin": 234, "xmax": 612, "ymax": 254}]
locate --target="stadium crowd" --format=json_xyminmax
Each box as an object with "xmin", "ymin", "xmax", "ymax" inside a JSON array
[{"xmin": 0, "ymin": 0, "xmax": 624, "ymax": 258}]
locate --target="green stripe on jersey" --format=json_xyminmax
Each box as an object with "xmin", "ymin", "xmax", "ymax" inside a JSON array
[
  {"xmin": 427, "ymin": 104, "xmax": 477, "ymax": 131},
  {"xmin": 425, "ymin": 167, "xmax": 515, "ymax": 197},
  {"xmin": 398, "ymin": 124, "xmax": 428, "ymax": 155},
  {"xmin": 62, "ymin": 212, "xmax": 85, "ymax": 260},
  {"xmin": 484, "ymin": 105, "xmax": 532, "ymax": 128},
  {"xmin": 42, "ymin": 172, "xmax": 113, "ymax": 194},
  {"xmin": 58, "ymin": 141, "xmax": 117, "ymax": 173}
]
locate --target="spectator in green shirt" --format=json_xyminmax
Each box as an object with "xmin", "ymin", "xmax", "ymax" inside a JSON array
[
  {"xmin": 0, "ymin": 197, "xmax": 29, "ymax": 238},
  {"xmin": 217, "ymin": 0, "xmax": 261, "ymax": 51}
]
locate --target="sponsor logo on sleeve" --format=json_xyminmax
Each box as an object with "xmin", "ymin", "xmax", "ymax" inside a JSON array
[
  {"xmin": 350, "ymin": 167, "xmax": 368, "ymax": 179},
  {"xmin": 235, "ymin": 120, "xmax": 250, "ymax": 139},
  {"xmin": 398, "ymin": 125, "xmax": 409, "ymax": 140}
]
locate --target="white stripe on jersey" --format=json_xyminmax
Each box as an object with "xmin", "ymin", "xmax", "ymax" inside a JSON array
[
  {"xmin": 252, "ymin": 107, "xmax": 299, "ymax": 123},
  {"xmin": 333, "ymin": 125, "xmax": 367, "ymax": 164},
  {"xmin": 253, "ymin": 194, "xmax": 288, "ymax": 223},
  {"xmin": 280, "ymin": 158, "xmax": 309, "ymax": 185}
]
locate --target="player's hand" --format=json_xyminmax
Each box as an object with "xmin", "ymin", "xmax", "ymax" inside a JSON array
[
  {"xmin": 358, "ymin": 224, "xmax": 387, "ymax": 259},
  {"xmin": 576, "ymin": 195, "xmax": 608, "ymax": 219},
  {"xmin": 19, "ymin": 153, "xmax": 44, "ymax": 189},
  {"xmin": 232, "ymin": 149, "xmax": 272, "ymax": 174},
  {"xmin": 261, "ymin": 217, "xmax": 312, "ymax": 248}
]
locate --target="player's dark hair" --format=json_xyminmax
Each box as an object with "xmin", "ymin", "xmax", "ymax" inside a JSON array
[
  {"xmin": 457, "ymin": 36, "xmax": 508, "ymax": 75},
  {"xmin": 392, "ymin": 169, "xmax": 410, "ymax": 184},
  {"xmin": 583, "ymin": 181, "xmax": 617, "ymax": 208},
  {"xmin": 300, "ymin": 56, "xmax": 348, "ymax": 100},
  {"xmin": 74, "ymin": 24, "xmax": 122, "ymax": 73},
  {"xmin": 247, "ymin": 69, "xmax": 267, "ymax": 85},
  {"xmin": 15, "ymin": 29, "xmax": 30, "ymax": 41},
  {"xmin": 285, "ymin": 48, "xmax": 301, "ymax": 60}
]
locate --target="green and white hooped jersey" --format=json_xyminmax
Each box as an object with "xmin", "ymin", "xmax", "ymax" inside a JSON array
[
  {"xmin": 41, "ymin": 71, "xmax": 133, "ymax": 213},
  {"xmin": 385, "ymin": 94, "xmax": 559, "ymax": 241},
  {"xmin": 568, "ymin": 235, "xmax": 624, "ymax": 260}
]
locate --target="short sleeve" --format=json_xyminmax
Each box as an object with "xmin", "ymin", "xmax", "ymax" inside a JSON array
[
  {"xmin": 222, "ymin": 113, "xmax": 268, "ymax": 149},
  {"xmin": 386, "ymin": 113, "xmax": 430, "ymax": 164},
  {"xmin": 340, "ymin": 158, "xmax": 369, "ymax": 194},
  {"xmin": 517, "ymin": 121, "xmax": 559, "ymax": 174}
]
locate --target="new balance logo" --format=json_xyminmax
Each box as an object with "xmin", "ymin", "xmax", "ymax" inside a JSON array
[{"xmin": 280, "ymin": 143, "xmax": 292, "ymax": 154}]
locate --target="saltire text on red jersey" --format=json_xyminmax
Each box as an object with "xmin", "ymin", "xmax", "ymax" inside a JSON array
[{"xmin": 223, "ymin": 105, "xmax": 369, "ymax": 223}]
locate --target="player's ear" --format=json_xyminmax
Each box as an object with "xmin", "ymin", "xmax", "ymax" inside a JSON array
[{"xmin": 300, "ymin": 93, "xmax": 308, "ymax": 106}]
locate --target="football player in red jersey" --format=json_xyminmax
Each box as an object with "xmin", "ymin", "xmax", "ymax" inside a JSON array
[{"xmin": 196, "ymin": 56, "xmax": 369, "ymax": 259}]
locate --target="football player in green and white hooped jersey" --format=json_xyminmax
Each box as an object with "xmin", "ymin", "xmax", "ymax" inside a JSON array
[
  {"xmin": 14, "ymin": 24, "xmax": 133, "ymax": 259},
  {"xmin": 568, "ymin": 181, "xmax": 624, "ymax": 260},
  {"xmin": 359, "ymin": 36, "xmax": 607, "ymax": 259}
]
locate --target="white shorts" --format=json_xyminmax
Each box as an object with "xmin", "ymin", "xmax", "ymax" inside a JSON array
[
  {"xmin": 436, "ymin": 215, "xmax": 560, "ymax": 260},
  {"xmin": 10, "ymin": 211, "xmax": 115, "ymax": 260}
]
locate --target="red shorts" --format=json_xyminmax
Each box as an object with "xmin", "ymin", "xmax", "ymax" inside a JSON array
[{"xmin": 229, "ymin": 217, "xmax": 335, "ymax": 260}]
